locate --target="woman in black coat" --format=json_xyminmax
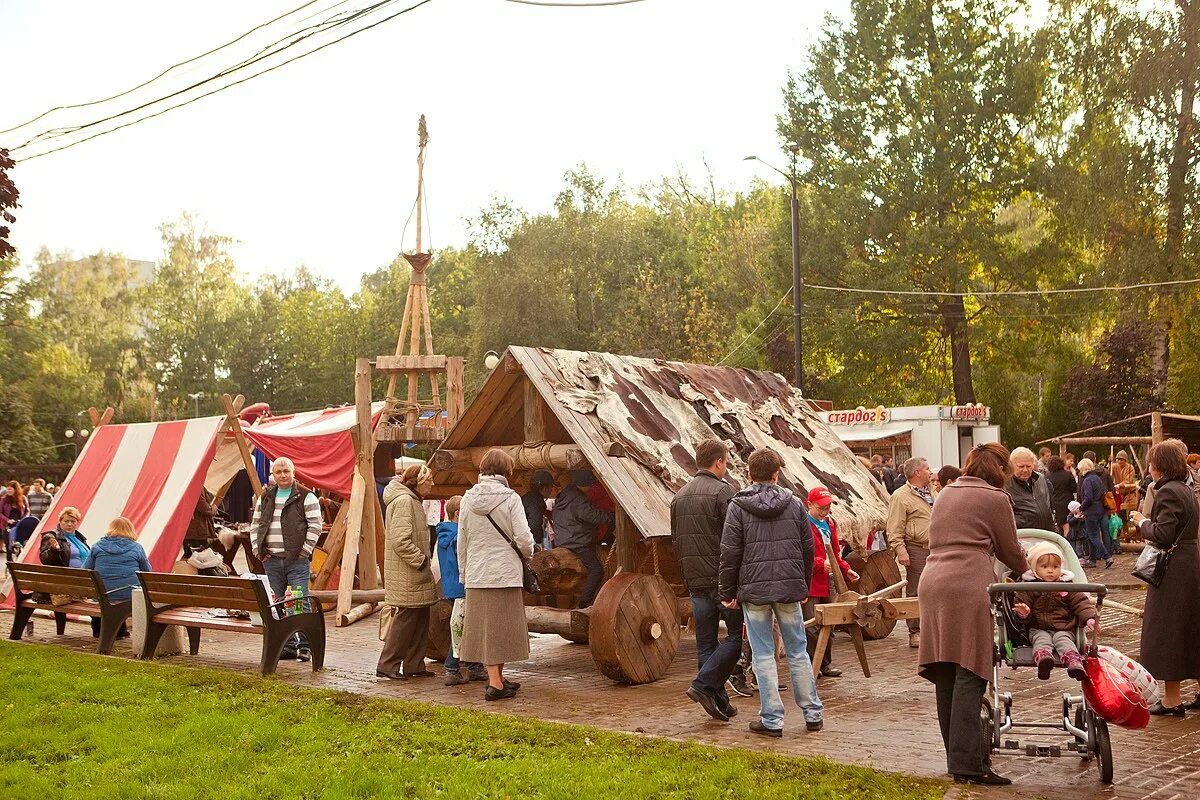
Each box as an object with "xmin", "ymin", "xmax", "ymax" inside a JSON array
[
  {"xmin": 1044, "ymin": 456, "xmax": 1077, "ymax": 535},
  {"xmin": 1130, "ymin": 441, "xmax": 1200, "ymax": 715}
]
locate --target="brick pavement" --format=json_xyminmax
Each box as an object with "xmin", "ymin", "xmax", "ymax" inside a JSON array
[{"xmin": 3, "ymin": 553, "xmax": 1197, "ymax": 800}]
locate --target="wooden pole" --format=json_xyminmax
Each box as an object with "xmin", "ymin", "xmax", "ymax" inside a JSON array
[
  {"xmin": 524, "ymin": 377, "xmax": 547, "ymax": 441},
  {"xmin": 336, "ymin": 468, "xmax": 366, "ymax": 623},
  {"xmin": 1151, "ymin": 412, "xmax": 1164, "ymax": 444},
  {"xmin": 354, "ymin": 359, "xmax": 379, "ymax": 590},
  {"xmin": 429, "ymin": 444, "xmax": 586, "ymax": 473},
  {"xmin": 312, "ymin": 502, "xmax": 350, "ymax": 590},
  {"xmin": 615, "ymin": 506, "xmax": 640, "ymax": 574},
  {"xmin": 222, "ymin": 393, "xmax": 264, "ymax": 497}
]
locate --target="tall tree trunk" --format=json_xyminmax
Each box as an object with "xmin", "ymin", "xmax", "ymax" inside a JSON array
[
  {"xmin": 1155, "ymin": 1, "xmax": 1198, "ymax": 407},
  {"xmin": 940, "ymin": 296, "xmax": 977, "ymax": 404}
]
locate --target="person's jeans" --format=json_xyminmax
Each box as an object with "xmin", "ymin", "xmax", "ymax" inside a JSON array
[
  {"xmin": 263, "ymin": 555, "xmax": 311, "ymax": 650},
  {"xmin": 1084, "ymin": 517, "xmax": 1109, "ymax": 562},
  {"xmin": 689, "ymin": 590, "xmax": 743, "ymax": 703},
  {"xmin": 743, "ymin": 601, "xmax": 824, "ymax": 729},
  {"xmin": 572, "ymin": 545, "xmax": 605, "ymax": 608}
]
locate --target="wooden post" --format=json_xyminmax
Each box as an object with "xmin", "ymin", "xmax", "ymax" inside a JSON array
[
  {"xmin": 445, "ymin": 357, "xmax": 465, "ymax": 429},
  {"xmin": 336, "ymin": 358, "xmax": 378, "ymax": 621},
  {"xmin": 312, "ymin": 502, "xmax": 350, "ymax": 590},
  {"xmin": 336, "ymin": 468, "xmax": 367, "ymax": 623},
  {"xmin": 354, "ymin": 359, "xmax": 379, "ymax": 591},
  {"xmin": 222, "ymin": 393, "xmax": 264, "ymax": 497},
  {"xmin": 1151, "ymin": 412, "xmax": 1164, "ymax": 444},
  {"xmin": 615, "ymin": 506, "xmax": 640, "ymax": 574},
  {"xmin": 1059, "ymin": 441, "xmax": 1068, "ymax": 459},
  {"xmin": 525, "ymin": 377, "xmax": 547, "ymax": 441}
]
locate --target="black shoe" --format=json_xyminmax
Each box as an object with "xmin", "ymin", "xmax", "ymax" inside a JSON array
[
  {"xmin": 296, "ymin": 646, "xmax": 312, "ymax": 663},
  {"xmin": 1149, "ymin": 702, "xmax": 1186, "ymax": 716},
  {"xmin": 806, "ymin": 719, "xmax": 823, "ymax": 732},
  {"xmin": 687, "ymin": 686, "xmax": 730, "ymax": 721},
  {"xmin": 485, "ymin": 684, "xmax": 518, "ymax": 701},
  {"xmin": 375, "ymin": 669, "xmax": 404, "ymax": 680},
  {"xmin": 281, "ymin": 649, "xmax": 299, "ymax": 661},
  {"xmin": 749, "ymin": 720, "xmax": 782, "ymax": 738},
  {"xmin": 820, "ymin": 666, "xmax": 842, "ymax": 678},
  {"xmin": 1185, "ymin": 694, "xmax": 1200, "ymax": 710},
  {"xmin": 503, "ymin": 678, "xmax": 521, "ymax": 691},
  {"xmin": 953, "ymin": 771, "xmax": 1012, "ymax": 786},
  {"xmin": 717, "ymin": 698, "xmax": 738, "ymax": 718},
  {"xmin": 467, "ymin": 666, "xmax": 489, "ymax": 682}
]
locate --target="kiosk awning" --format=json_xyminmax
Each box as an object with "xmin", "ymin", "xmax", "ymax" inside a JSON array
[{"xmin": 834, "ymin": 424, "xmax": 913, "ymax": 442}]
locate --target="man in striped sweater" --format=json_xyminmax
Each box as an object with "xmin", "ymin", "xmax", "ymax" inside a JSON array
[{"xmin": 252, "ymin": 457, "xmax": 323, "ymax": 662}]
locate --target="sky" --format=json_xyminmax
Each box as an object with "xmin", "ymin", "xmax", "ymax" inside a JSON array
[{"xmin": 2, "ymin": 0, "xmax": 846, "ymax": 293}]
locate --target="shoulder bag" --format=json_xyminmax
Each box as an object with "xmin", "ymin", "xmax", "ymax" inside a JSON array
[
  {"xmin": 485, "ymin": 513, "xmax": 541, "ymax": 594},
  {"xmin": 1132, "ymin": 542, "xmax": 1173, "ymax": 588}
]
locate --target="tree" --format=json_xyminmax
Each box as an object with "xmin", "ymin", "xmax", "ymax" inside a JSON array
[
  {"xmin": 1067, "ymin": 316, "xmax": 1159, "ymax": 428},
  {"xmin": 781, "ymin": 0, "xmax": 1051, "ymax": 403},
  {"xmin": 0, "ymin": 385, "xmax": 50, "ymax": 464},
  {"xmin": 0, "ymin": 148, "xmax": 18, "ymax": 261}
]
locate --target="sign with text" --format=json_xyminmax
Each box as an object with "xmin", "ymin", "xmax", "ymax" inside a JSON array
[
  {"xmin": 949, "ymin": 405, "xmax": 990, "ymax": 420},
  {"xmin": 826, "ymin": 406, "xmax": 891, "ymax": 426}
]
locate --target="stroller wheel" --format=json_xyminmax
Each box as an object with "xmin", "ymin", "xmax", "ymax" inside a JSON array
[
  {"xmin": 1074, "ymin": 706, "xmax": 1091, "ymax": 757},
  {"xmin": 1093, "ymin": 715, "xmax": 1113, "ymax": 784}
]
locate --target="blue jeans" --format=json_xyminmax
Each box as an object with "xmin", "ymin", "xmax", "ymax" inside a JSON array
[
  {"xmin": 689, "ymin": 590, "xmax": 743, "ymax": 702},
  {"xmin": 1084, "ymin": 517, "xmax": 1109, "ymax": 562},
  {"xmin": 571, "ymin": 545, "xmax": 605, "ymax": 608},
  {"xmin": 264, "ymin": 556, "xmax": 311, "ymax": 649},
  {"xmin": 744, "ymin": 601, "xmax": 824, "ymax": 729}
]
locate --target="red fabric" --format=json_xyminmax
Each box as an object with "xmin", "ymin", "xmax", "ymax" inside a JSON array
[
  {"xmin": 119, "ymin": 421, "xmax": 187, "ymax": 534},
  {"xmin": 242, "ymin": 429, "xmax": 356, "ymax": 497},
  {"xmin": 586, "ymin": 483, "xmax": 615, "ymax": 543},
  {"xmin": 809, "ymin": 516, "xmax": 852, "ymax": 598}
]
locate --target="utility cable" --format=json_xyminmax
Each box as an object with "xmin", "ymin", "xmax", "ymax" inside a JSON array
[
  {"xmin": 805, "ymin": 277, "xmax": 1200, "ymax": 298},
  {"xmin": 715, "ymin": 288, "xmax": 792, "ymax": 365},
  {"xmin": 501, "ymin": 0, "xmax": 648, "ymax": 6}
]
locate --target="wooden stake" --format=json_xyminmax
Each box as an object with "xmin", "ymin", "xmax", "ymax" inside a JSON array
[
  {"xmin": 222, "ymin": 393, "xmax": 263, "ymax": 497},
  {"xmin": 311, "ymin": 502, "xmax": 350, "ymax": 590},
  {"xmin": 336, "ymin": 469, "xmax": 366, "ymax": 623}
]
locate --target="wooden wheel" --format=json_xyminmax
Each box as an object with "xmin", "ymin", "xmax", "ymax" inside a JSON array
[
  {"xmin": 425, "ymin": 597, "xmax": 454, "ymax": 662},
  {"xmin": 845, "ymin": 550, "xmax": 902, "ymax": 640},
  {"xmin": 588, "ymin": 573, "xmax": 680, "ymax": 685}
]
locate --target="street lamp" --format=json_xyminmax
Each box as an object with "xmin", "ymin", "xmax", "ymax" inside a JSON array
[
  {"xmin": 744, "ymin": 151, "xmax": 804, "ymax": 395},
  {"xmin": 484, "ymin": 351, "xmax": 501, "ymax": 371},
  {"xmin": 187, "ymin": 392, "xmax": 204, "ymax": 418}
]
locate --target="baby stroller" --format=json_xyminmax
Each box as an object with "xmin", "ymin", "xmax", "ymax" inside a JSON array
[{"xmin": 985, "ymin": 529, "xmax": 1113, "ymax": 784}]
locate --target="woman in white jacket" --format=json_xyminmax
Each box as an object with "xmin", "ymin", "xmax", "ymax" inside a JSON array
[{"xmin": 458, "ymin": 448, "xmax": 535, "ymax": 701}]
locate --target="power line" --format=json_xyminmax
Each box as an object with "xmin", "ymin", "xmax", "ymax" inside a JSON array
[
  {"xmin": 715, "ymin": 288, "xmax": 791, "ymax": 365},
  {"xmin": 501, "ymin": 0, "xmax": 648, "ymax": 6},
  {"xmin": 12, "ymin": 0, "xmax": 435, "ymax": 161},
  {"xmin": 0, "ymin": 0, "xmax": 334, "ymax": 136},
  {"xmin": 806, "ymin": 277, "xmax": 1200, "ymax": 298}
]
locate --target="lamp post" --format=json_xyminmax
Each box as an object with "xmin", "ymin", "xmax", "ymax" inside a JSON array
[
  {"xmin": 483, "ymin": 351, "xmax": 500, "ymax": 371},
  {"xmin": 187, "ymin": 392, "xmax": 204, "ymax": 418},
  {"xmin": 744, "ymin": 152, "xmax": 804, "ymax": 395}
]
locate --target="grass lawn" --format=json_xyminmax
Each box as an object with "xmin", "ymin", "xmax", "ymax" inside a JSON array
[{"xmin": 0, "ymin": 641, "xmax": 945, "ymax": 799}]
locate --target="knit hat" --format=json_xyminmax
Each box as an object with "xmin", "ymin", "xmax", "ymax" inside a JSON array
[
  {"xmin": 1067, "ymin": 500, "xmax": 1081, "ymax": 514},
  {"xmin": 1116, "ymin": 450, "xmax": 1128, "ymax": 461},
  {"xmin": 1025, "ymin": 540, "xmax": 1064, "ymax": 573},
  {"xmin": 530, "ymin": 470, "xmax": 555, "ymax": 488}
]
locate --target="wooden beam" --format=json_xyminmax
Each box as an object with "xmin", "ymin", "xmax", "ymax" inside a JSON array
[
  {"xmin": 222, "ymin": 393, "xmax": 264, "ymax": 497},
  {"xmin": 336, "ymin": 467, "xmax": 367, "ymax": 624},
  {"xmin": 1036, "ymin": 413, "xmax": 1154, "ymax": 444},
  {"xmin": 445, "ymin": 357, "xmax": 465, "ymax": 429},
  {"xmin": 311, "ymin": 502, "xmax": 349, "ymax": 590},
  {"xmin": 374, "ymin": 354, "xmax": 449, "ymax": 373},
  {"xmin": 615, "ymin": 506, "xmax": 640, "ymax": 574},
  {"xmin": 429, "ymin": 444, "xmax": 586, "ymax": 473},
  {"xmin": 354, "ymin": 359, "xmax": 379, "ymax": 591},
  {"xmin": 374, "ymin": 425, "xmax": 446, "ymax": 444},
  {"xmin": 1058, "ymin": 436, "xmax": 1154, "ymax": 446},
  {"xmin": 524, "ymin": 377, "xmax": 548, "ymax": 442}
]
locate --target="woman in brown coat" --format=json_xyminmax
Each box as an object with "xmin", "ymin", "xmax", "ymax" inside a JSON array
[
  {"xmin": 918, "ymin": 443, "xmax": 1028, "ymax": 786},
  {"xmin": 376, "ymin": 464, "xmax": 439, "ymax": 680},
  {"xmin": 1130, "ymin": 441, "xmax": 1200, "ymax": 715}
]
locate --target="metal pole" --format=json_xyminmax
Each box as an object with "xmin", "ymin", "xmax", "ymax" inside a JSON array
[{"xmin": 790, "ymin": 182, "xmax": 803, "ymax": 394}]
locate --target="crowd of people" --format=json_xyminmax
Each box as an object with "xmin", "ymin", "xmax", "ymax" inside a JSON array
[{"xmin": 1, "ymin": 478, "xmax": 58, "ymax": 558}]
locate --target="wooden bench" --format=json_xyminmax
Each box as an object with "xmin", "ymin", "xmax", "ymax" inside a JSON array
[
  {"xmin": 136, "ymin": 572, "xmax": 326, "ymax": 675},
  {"xmin": 7, "ymin": 563, "xmax": 134, "ymax": 655}
]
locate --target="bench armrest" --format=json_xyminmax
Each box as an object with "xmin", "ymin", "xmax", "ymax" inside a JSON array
[{"xmin": 99, "ymin": 584, "xmax": 138, "ymax": 601}]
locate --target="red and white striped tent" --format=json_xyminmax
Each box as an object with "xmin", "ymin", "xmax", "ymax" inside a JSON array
[{"xmin": 12, "ymin": 403, "xmax": 385, "ymax": 577}]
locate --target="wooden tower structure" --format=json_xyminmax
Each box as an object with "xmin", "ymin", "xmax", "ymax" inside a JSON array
[{"xmin": 330, "ymin": 116, "xmax": 465, "ymax": 624}]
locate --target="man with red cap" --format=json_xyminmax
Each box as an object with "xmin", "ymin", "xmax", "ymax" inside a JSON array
[{"xmin": 804, "ymin": 487, "xmax": 858, "ymax": 677}]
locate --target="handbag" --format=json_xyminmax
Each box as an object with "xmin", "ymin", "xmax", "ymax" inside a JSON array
[
  {"xmin": 484, "ymin": 513, "xmax": 541, "ymax": 594},
  {"xmin": 1132, "ymin": 542, "xmax": 1173, "ymax": 588}
]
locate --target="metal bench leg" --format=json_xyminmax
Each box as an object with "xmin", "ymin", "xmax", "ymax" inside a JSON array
[
  {"xmin": 10, "ymin": 604, "xmax": 34, "ymax": 641},
  {"xmin": 141, "ymin": 621, "xmax": 167, "ymax": 659},
  {"xmin": 305, "ymin": 620, "xmax": 326, "ymax": 672},
  {"xmin": 54, "ymin": 612, "xmax": 67, "ymax": 636},
  {"xmin": 186, "ymin": 627, "xmax": 201, "ymax": 655},
  {"xmin": 261, "ymin": 625, "xmax": 292, "ymax": 676},
  {"xmin": 97, "ymin": 603, "xmax": 130, "ymax": 655}
]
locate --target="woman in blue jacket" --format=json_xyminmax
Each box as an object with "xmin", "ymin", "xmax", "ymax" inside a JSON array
[
  {"xmin": 84, "ymin": 516, "xmax": 151, "ymax": 609},
  {"xmin": 1077, "ymin": 459, "xmax": 1113, "ymax": 569}
]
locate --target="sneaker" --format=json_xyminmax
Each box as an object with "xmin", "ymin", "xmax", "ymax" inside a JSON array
[
  {"xmin": 686, "ymin": 686, "xmax": 730, "ymax": 722},
  {"xmin": 726, "ymin": 675, "xmax": 754, "ymax": 697},
  {"xmin": 908, "ymin": 632, "xmax": 920, "ymax": 649},
  {"xmin": 806, "ymin": 719, "xmax": 823, "ymax": 732},
  {"xmin": 749, "ymin": 720, "xmax": 782, "ymax": 738},
  {"xmin": 445, "ymin": 668, "xmax": 469, "ymax": 686},
  {"xmin": 485, "ymin": 684, "xmax": 518, "ymax": 701},
  {"xmin": 296, "ymin": 646, "xmax": 312, "ymax": 663},
  {"xmin": 467, "ymin": 666, "xmax": 489, "ymax": 682}
]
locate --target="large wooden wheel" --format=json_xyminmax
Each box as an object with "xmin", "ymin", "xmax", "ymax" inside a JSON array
[
  {"xmin": 588, "ymin": 573, "xmax": 680, "ymax": 685},
  {"xmin": 425, "ymin": 598, "xmax": 454, "ymax": 662},
  {"xmin": 844, "ymin": 550, "xmax": 903, "ymax": 640}
]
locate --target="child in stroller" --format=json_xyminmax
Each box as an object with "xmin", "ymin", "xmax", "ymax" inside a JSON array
[{"xmin": 1012, "ymin": 540, "xmax": 1099, "ymax": 681}]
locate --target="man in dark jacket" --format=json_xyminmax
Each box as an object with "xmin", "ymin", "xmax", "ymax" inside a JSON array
[
  {"xmin": 719, "ymin": 448, "xmax": 824, "ymax": 737},
  {"xmin": 1007, "ymin": 447, "xmax": 1056, "ymax": 532},
  {"xmin": 522, "ymin": 470, "xmax": 555, "ymax": 550},
  {"xmin": 672, "ymin": 439, "xmax": 739, "ymax": 722},
  {"xmin": 552, "ymin": 468, "xmax": 615, "ymax": 608}
]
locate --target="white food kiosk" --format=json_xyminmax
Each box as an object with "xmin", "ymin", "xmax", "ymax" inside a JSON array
[{"xmin": 822, "ymin": 404, "xmax": 1001, "ymax": 469}]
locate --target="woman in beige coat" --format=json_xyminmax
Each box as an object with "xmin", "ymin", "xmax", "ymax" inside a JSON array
[
  {"xmin": 918, "ymin": 442, "xmax": 1027, "ymax": 787},
  {"xmin": 377, "ymin": 464, "xmax": 439, "ymax": 680}
]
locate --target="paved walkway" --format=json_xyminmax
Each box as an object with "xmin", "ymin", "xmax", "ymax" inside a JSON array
[{"xmin": 3, "ymin": 553, "xmax": 1196, "ymax": 800}]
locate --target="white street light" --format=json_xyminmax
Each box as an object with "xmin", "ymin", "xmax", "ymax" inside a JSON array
[
  {"xmin": 64, "ymin": 429, "xmax": 74, "ymax": 439},
  {"xmin": 484, "ymin": 351, "xmax": 501, "ymax": 371}
]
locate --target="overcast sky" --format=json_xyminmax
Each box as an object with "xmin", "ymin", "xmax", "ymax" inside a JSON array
[{"xmin": 3, "ymin": 0, "xmax": 845, "ymax": 292}]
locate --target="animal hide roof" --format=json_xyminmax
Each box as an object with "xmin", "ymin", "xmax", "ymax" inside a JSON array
[{"xmin": 439, "ymin": 347, "xmax": 889, "ymax": 549}]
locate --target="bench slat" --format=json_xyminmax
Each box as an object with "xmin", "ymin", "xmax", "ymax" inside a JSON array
[
  {"xmin": 152, "ymin": 609, "xmax": 262, "ymax": 632},
  {"xmin": 144, "ymin": 591, "xmax": 262, "ymax": 611},
  {"xmin": 24, "ymin": 601, "xmax": 102, "ymax": 614},
  {"xmin": 12, "ymin": 576, "xmax": 98, "ymax": 594}
]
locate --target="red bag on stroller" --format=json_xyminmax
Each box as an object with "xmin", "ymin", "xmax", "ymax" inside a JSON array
[{"xmin": 1083, "ymin": 654, "xmax": 1148, "ymax": 729}]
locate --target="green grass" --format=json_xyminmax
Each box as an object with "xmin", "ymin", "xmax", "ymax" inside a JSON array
[{"xmin": 0, "ymin": 641, "xmax": 944, "ymax": 800}]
